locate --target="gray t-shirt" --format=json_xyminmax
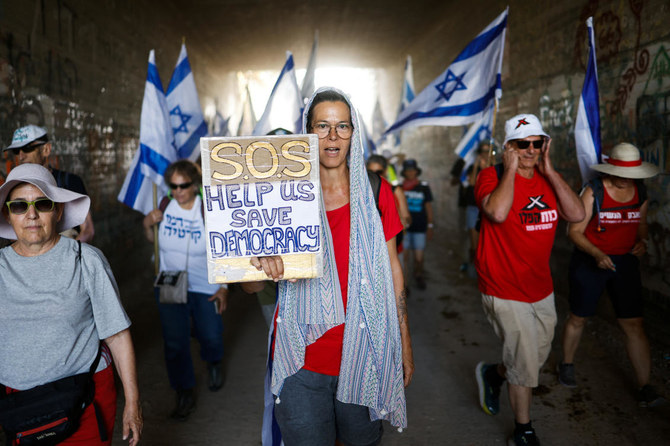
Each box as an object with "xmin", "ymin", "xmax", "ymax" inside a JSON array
[{"xmin": 0, "ymin": 237, "xmax": 131, "ymax": 390}]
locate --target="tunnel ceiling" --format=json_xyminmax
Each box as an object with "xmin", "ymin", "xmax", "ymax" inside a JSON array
[{"xmin": 158, "ymin": 0, "xmax": 449, "ymax": 72}]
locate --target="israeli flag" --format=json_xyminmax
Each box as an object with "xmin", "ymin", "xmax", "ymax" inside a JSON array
[
  {"xmin": 118, "ymin": 50, "xmax": 175, "ymax": 214},
  {"xmin": 237, "ymin": 84, "xmax": 257, "ymax": 136},
  {"xmin": 253, "ymin": 51, "xmax": 303, "ymax": 135},
  {"xmin": 301, "ymin": 31, "xmax": 319, "ymax": 103},
  {"xmin": 399, "ymin": 55, "xmax": 415, "ymax": 113},
  {"xmin": 574, "ymin": 17, "xmax": 602, "ymax": 185},
  {"xmin": 385, "ymin": 8, "xmax": 507, "ymax": 135},
  {"xmin": 167, "ymin": 43, "xmax": 208, "ymax": 161},
  {"xmin": 453, "ymin": 104, "xmax": 494, "ymax": 183},
  {"xmin": 212, "ymin": 110, "xmax": 230, "ymax": 137}
]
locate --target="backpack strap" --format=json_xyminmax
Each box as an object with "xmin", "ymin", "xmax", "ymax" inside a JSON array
[{"xmin": 366, "ymin": 170, "xmax": 382, "ymax": 216}]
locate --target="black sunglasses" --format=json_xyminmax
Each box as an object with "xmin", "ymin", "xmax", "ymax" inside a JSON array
[
  {"xmin": 11, "ymin": 142, "xmax": 46, "ymax": 156},
  {"xmin": 6, "ymin": 198, "xmax": 56, "ymax": 214},
  {"xmin": 169, "ymin": 182, "xmax": 193, "ymax": 190},
  {"xmin": 514, "ymin": 139, "xmax": 544, "ymax": 149}
]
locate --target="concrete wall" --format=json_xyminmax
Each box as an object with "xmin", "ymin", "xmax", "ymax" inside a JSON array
[
  {"xmin": 0, "ymin": 0, "xmax": 224, "ymax": 268},
  {"xmin": 393, "ymin": 0, "xmax": 670, "ymax": 342}
]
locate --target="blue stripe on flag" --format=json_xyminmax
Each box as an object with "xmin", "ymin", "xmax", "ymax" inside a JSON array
[
  {"xmin": 166, "ymin": 57, "xmax": 191, "ymax": 96},
  {"xmin": 177, "ymin": 120, "xmax": 208, "ymax": 159},
  {"xmin": 386, "ymin": 86, "xmax": 496, "ymax": 133},
  {"xmin": 121, "ymin": 164, "xmax": 145, "ymax": 208},
  {"xmin": 147, "ymin": 63, "xmax": 164, "ymax": 93},
  {"xmin": 140, "ymin": 143, "xmax": 172, "ymax": 175},
  {"xmin": 453, "ymin": 15, "xmax": 507, "ymax": 63},
  {"xmin": 583, "ymin": 51, "xmax": 601, "ymax": 162},
  {"xmin": 267, "ymin": 55, "xmax": 295, "ymax": 98}
]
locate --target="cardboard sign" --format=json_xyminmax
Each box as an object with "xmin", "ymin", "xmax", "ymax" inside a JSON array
[{"xmin": 200, "ymin": 134, "xmax": 322, "ymax": 283}]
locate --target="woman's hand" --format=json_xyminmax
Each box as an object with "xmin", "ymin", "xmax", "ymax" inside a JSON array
[
  {"xmin": 250, "ymin": 256, "xmax": 286, "ymax": 282},
  {"xmin": 209, "ymin": 287, "xmax": 229, "ymax": 314},
  {"xmin": 630, "ymin": 239, "xmax": 647, "ymax": 257},
  {"xmin": 143, "ymin": 209, "xmax": 163, "ymax": 229},
  {"xmin": 122, "ymin": 399, "xmax": 143, "ymax": 446},
  {"xmin": 595, "ymin": 252, "xmax": 616, "ymax": 271}
]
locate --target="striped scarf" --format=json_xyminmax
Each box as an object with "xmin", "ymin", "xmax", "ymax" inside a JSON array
[{"xmin": 270, "ymin": 87, "xmax": 407, "ymax": 428}]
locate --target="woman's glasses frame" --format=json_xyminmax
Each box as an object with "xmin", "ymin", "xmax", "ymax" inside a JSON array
[{"xmin": 5, "ymin": 198, "xmax": 56, "ymax": 214}]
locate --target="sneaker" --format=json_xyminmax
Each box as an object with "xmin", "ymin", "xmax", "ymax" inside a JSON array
[
  {"xmin": 638, "ymin": 384, "xmax": 667, "ymax": 408},
  {"xmin": 557, "ymin": 362, "xmax": 577, "ymax": 388},
  {"xmin": 170, "ymin": 389, "xmax": 196, "ymax": 421},
  {"xmin": 475, "ymin": 362, "xmax": 501, "ymax": 415},
  {"xmin": 507, "ymin": 427, "xmax": 540, "ymax": 446},
  {"xmin": 208, "ymin": 362, "xmax": 225, "ymax": 392}
]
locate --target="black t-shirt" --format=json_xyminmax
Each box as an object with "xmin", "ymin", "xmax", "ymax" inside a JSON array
[
  {"xmin": 51, "ymin": 168, "xmax": 87, "ymax": 195},
  {"xmin": 404, "ymin": 181, "xmax": 433, "ymax": 232}
]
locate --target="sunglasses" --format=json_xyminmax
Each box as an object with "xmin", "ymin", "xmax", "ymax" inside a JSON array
[
  {"xmin": 169, "ymin": 182, "xmax": 193, "ymax": 190},
  {"xmin": 514, "ymin": 139, "xmax": 545, "ymax": 149},
  {"xmin": 6, "ymin": 198, "xmax": 56, "ymax": 214},
  {"xmin": 11, "ymin": 142, "xmax": 47, "ymax": 156}
]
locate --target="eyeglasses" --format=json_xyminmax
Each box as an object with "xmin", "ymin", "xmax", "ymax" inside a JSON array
[
  {"xmin": 312, "ymin": 122, "xmax": 353, "ymax": 139},
  {"xmin": 514, "ymin": 139, "xmax": 544, "ymax": 149},
  {"xmin": 11, "ymin": 142, "xmax": 46, "ymax": 156},
  {"xmin": 6, "ymin": 198, "xmax": 56, "ymax": 214},
  {"xmin": 169, "ymin": 182, "xmax": 193, "ymax": 190}
]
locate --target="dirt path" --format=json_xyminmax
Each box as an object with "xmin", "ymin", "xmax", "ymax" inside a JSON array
[{"xmin": 110, "ymin": 235, "xmax": 670, "ymax": 445}]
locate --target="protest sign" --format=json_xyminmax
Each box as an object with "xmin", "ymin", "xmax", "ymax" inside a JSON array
[{"xmin": 200, "ymin": 134, "xmax": 322, "ymax": 283}]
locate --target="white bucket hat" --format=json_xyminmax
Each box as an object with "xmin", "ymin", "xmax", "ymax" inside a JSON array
[
  {"xmin": 0, "ymin": 164, "xmax": 90, "ymax": 239},
  {"xmin": 590, "ymin": 143, "xmax": 660, "ymax": 179},
  {"xmin": 503, "ymin": 114, "xmax": 549, "ymax": 147}
]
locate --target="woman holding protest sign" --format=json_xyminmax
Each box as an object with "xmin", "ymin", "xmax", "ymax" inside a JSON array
[
  {"xmin": 244, "ymin": 88, "xmax": 413, "ymax": 446},
  {"xmin": 142, "ymin": 160, "xmax": 229, "ymax": 421},
  {"xmin": 0, "ymin": 164, "xmax": 141, "ymax": 445}
]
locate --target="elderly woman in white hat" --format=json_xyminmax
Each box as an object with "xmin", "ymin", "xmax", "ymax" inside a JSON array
[
  {"xmin": 0, "ymin": 164, "xmax": 142, "ymax": 445},
  {"xmin": 558, "ymin": 143, "xmax": 665, "ymax": 407}
]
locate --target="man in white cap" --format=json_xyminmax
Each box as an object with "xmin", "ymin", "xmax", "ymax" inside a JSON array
[
  {"xmin": 473, "ymin": 114, "xmax": 585, "ymax": 445},
  {"xmin": 4, "ymin": 125, "xmax": 95, "ymax": 242}
]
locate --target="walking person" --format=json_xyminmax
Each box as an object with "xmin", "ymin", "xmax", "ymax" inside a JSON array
[
  {"xmin": 0, "ymin": 164, "xmax": 141, "ymax": 445},
  {"xmin": 401, "ymin": 159, "xmax": 433, "ymax": 290},
  {"xmin": 474, "ymin": 114, "xmax": 585, "ymax": 445},
  {"xmin": 142, "ymin": 160, "xmax": 229, "ymax": 421},
  {"xmin": 245, "ymin": 87, "xmax": 413, "ymax": 446},
  {"xmin": 558, "ymin": 142, "xmax": 665, "ymax": 407}
]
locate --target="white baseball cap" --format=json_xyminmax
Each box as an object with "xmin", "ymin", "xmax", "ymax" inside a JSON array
[
  {"xmin": 503, "ymin": 114, "xmax": 549, "ymax": 147},
  {"xmin": 4, "ymin": 125, "xmax": 49, "ymax": 151}
]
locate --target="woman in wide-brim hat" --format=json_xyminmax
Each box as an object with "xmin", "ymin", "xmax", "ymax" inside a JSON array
[
  {"xmin": 558, "ymin": 143, "xmax": 666, "ymax": 407},
  {"xmin": 0, "ymin": 163, "xmax": 142, "ymax": 445}
]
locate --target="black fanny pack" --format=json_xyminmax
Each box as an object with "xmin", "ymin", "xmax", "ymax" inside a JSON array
[{"xmin": 0, "ymin": 346, "xmax": 102, "ymax": 445}]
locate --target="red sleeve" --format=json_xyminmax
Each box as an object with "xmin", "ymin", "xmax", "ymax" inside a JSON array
[
  {"xmin": 379, "ymin": 178, "xmax": 403, "ymax": 241},
  {"xmin": 474, "ymin": 166, "xmax": 499, "ymax": 207}
]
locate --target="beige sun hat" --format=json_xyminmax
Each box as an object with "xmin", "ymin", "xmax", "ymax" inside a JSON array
[
  {"xmin": 590, "ymin": 143, "xmax": 660, "ymax": 179},
  {"xmin": 0, "ymin": 164, "xmax": 90, "ymax": 239}
]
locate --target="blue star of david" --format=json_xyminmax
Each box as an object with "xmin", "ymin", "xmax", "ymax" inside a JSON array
[
  {"xmin": 170, "ymin": 105, "xmax": 191, "ymax": 134},
  {"xmin": 434, "ymin": 69, "xmax": 467, "ymax": 102}
]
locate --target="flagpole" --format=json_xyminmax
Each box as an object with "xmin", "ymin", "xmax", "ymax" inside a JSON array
[
  {"xmin": 153, "ymin": 183, "xmax": 159, "ymax": 275},
  {"xmin": 488, "ymin": 99, "xmax": 499, "ymax": 163}
]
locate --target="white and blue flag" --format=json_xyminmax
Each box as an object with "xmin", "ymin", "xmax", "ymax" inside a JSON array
[
  {"xmin": 453, "ymin": 104, "xmax": 494, "ymax": 182},
  {"xmin": 385, "ymin": 8, "xmax": 507, "ymax": 135},
  {"xmin": 118, "ymin": 50, "xmax": 176, "ymax": 214},
  {"xmin": 212, "ymin": 110, "xmax": 230, "ymax": 137},
  {"xmin": 574, "ymin": 17, "xmax": 602, "ymax": 185},
  {"xmin": 237, "ymin": 84, "xmax": 257, "ymax": 136},
  {"xmin": 301, "ymin": 31, "xmax": 319, "ymax": 103},
  {"xmin": 253, "ymin": 51, "xmax": 303, "ymax": 135},
  {"xmin": 399, "ymin": 55, "xmax": 415, "ymax": 113},
  {"xmin": 167, "ymin": 43, "xmax": 208, "ymax": 161}
]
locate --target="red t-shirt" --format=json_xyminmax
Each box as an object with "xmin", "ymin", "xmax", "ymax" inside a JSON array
[
  {"xmin": 585, "ymin": 184, "xmax": 641, "ymax": 255},
  {"xmin": 302, "ymin": 178, "xmax": 403, "ymax": 375},
  {"xmin": 474, "ymin": 166, "xmax": 559, "ymax": 303}
]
